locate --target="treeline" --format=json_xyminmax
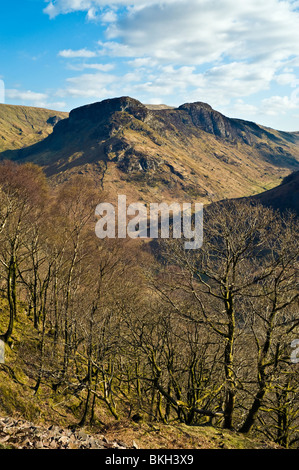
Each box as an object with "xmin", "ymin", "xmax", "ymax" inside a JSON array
[{"xmin": 0, "ymin": 161, "xmax": 298, "ymax": 448}]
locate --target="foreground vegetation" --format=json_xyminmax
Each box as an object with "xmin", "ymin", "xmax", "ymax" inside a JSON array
[{"xmin": 0, "ymin": 161, "xmax": 298, "ymax": 448}]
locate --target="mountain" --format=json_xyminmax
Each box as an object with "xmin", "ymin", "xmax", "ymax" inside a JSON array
[
  {"xmin": 1, "ymin": 96, "xmax": 299, "ymax": 204},
  {"xmin": 0, "ymin": 103, "xmax": 68, "ymax": 153}
]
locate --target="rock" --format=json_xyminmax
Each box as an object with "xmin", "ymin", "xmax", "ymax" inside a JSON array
[
  {"xmin": 104, "ymin": 442, "xmax": 115, "ymax": 449},
  {"xmin": 69, "ymin": 96, "xmax": 149, "ymax": 125},
  {"xmin": 116, "ymin": 440, "xmax": 127, "ymax": 448},
  {"xmin": 0, "ymin": 415, "xmax": 129, "ymax": 449},
  {"xmin": 58, "ymin": 435, "xmax": 69, "ymax": 445},
  {"xmin": 47, "ymin": 116, "xmax": 63, "ymax": 127},
  {"xmin": 132, "ymin": 440, "xmax": 139, "ymax": 449}
]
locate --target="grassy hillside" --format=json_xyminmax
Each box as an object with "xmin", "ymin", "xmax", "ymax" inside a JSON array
[{"xmin": 0, "ymin": 103, "xmax": 68, "ymax": 152}]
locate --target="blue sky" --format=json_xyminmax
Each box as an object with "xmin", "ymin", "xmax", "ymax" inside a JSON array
[{"xmin": 1, "ymin": 0, "xmax": 299, "ymax": 131}]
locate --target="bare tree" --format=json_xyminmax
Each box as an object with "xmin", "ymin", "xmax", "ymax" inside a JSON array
[{"xmin": 151, "ymin": 201, "xmax": 298, "ymax": 431}]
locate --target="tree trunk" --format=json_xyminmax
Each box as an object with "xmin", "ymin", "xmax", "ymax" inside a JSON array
[
  {"xmin": 239, "ymin": 384, "xmax": 267, "ymax": 433},
  {"xmin": 3, "ymin": 250, "xmax": 18, "ymax": 343},
  {"xmin": 223, "ymin": 290, "xmax": 236, "ymax": 429}
]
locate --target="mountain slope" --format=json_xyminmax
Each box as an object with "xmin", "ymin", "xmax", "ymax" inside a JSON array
[
  {"xmin": 1, "ymin": 97, "xmax": 299, "ymax": 204},
  {"xmin": 0, "ymin": 103, "xmax": 68, "ymax": 153},
  {"xmin": 248, "ymin": 170, "xmax": 299, "ymax": 214}
]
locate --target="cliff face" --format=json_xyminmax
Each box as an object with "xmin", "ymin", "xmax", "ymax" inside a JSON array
[
  {"xmin": 177, "ymin": 102, "xmax": 238, "ymax": 140},
  {"xmin": 1, "ymin": 96, "xmax": 299, "ymax": 203}
]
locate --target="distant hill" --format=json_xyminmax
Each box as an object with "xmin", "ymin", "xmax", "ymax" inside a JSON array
[
  {"xmin": 1, "ymin": 97, "xmax": 299, "ymax": 204},
  {"xmin": 0, "ymin": 103, "xmax": 68, "ymax": 153},
  {"xmin": 145, "ymin": 104, "xmax": 175, "ymax": 110},
  {"xmin": 249, "ymin": 170, "xmax": 299, "ymax": 215}
]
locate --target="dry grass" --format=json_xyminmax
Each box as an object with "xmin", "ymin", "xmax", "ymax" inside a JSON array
[
  {"xmin": 0, "ymin": 103, "xmax": 68, "ymax": 152},
  {"xmin": 98, "ymin": 418, "xmax": 282, "ymax": 449}
]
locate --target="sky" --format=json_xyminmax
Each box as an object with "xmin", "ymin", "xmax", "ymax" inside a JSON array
[{"xmin": 1, "ymin": 0, "xmax": 299, "ymax": 131}]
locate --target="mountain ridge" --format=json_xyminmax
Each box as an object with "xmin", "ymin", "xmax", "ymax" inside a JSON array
[{"xmin": 1, "ymin": 96, "xmax": 299, "ymax": 205}]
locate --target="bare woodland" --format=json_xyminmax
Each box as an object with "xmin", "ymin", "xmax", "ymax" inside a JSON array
[{"xmin": 0, "ymin": 160, "xmax": 298, "ymax": 448}]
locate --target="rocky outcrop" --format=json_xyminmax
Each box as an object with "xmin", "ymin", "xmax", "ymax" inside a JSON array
[
  {"xmin": 178, "ymin": 102, "xmax": 252, "ymax": 143},
  {"xmin": 68, "ymin": 96, "xmax": 149, "ymax": 125},
  {"xmin": 179, "ymin": 102, "xmax": 231, "ymax": 138},
  {"xmin": 0, "ymin": 416, "xmax": 130, "ymax": 449},
  {"xmin": 46, "ymin": 115, "xmax": 64, "ymax": 127}
]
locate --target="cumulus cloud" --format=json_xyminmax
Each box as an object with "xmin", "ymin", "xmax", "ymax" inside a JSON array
[
  {"xmin": 56, "ymin": 72, "xmax": 119, "ymax": 99},
  {"xmin": 58, "ymin": 48, "xmax": 97, "ymax": 58},
  {"xmin": 46, "ymin": 1, "xmax": 299, "ymax": 66},
  {"xmin": 262, "ymin": 95, "xmax": 299, "ymax": 115},
  {"xmin": 200, "ymin": 61, "xmax": 276, "ymax": 99},
  {"xmin": 127, "ymin": 57, "xmax": 156, "ymax": 68},
  {"xmin": 106, "ymin": 1, "xmax": 299, "ymax": 67},
  {"xmin": 6, "ymin": 89, "xmax": 67, "ymax": 110},
  {"xmin": 48, "ymin": 101, "xmax": 68, "ymax": 109},
  {"xmin": 54, "ymin": 58, "xmax": 299, "ymax": 116},
  {"xmin": 66, "ymin": 62, "xmax": 115, "ymax": 71},
  {"xmin": 43, "ymin": 0, "xmax": 299, "ymax": 128},
  {"xmin": 100, "ymin": 10, "xmax": 118, "ymax": 23},
  {"xmin": 275, "ymin": 72, "xmax": 297, "ymax": 86},
  {"xmin": 50, "ymin": 1, "xmax": 299, "ymax": 101},
  {"xmin": 6, "ymin": 89, "xmax": 49, "ymax": 106},
  {"xmin": 43, "ymin": 0, "xmax": 187, "ymax": 19},
  {"xmin": 231, "ymin": 99, "xmax": 258, "ymax": 116}
]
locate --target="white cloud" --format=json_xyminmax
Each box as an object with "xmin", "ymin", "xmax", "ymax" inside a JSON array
[
  {"xmin": 101, "ymin": 10, "xmax": 118, "ymax": 23},
  {"xmin": 66, "ymin": 62, "xmax": 115, "ymax": 71},
  {"xmin": 97, "ymin": 40, "xmax": 137, "ymax": 58},
  {"xmin": 5, "ymin": 89, "xmax": 68, "ymax": 110},
  {"xmin": 275, "ymin": 72, "xmax": 297, "ymax": 86},
  {"xmin": 56, "ymin": 72, "xmax": 118, "ymax": 98},
  {"xmin": 202, "ymin": 61, "xmax": 276, "ymax": 97},
  {"xmin": 127, "ymin": 57, "xmax": 156, "ymax": 68},
  {"xmin": 105, "ymin": 1, "xmax": 299, "ymax": 66},
  {"xmin": 6, "ymin": 89, "xmax": 49, "ymax": 107},
  {"xmin": 91, "ymin": 1, "xmax": 299, "ymax": 106},
  {"xmin": 47, "ymin": 0, "xmax": 296, "ymax": 70},
  {"xmin": 230, "ymin": 99, "xmax": 258, "ymax": 117},
  {"xmin": 262, "ymin": 95, "xmax": 299, "ymax": 115},
  {"xmin": 86, "ymin": 7, "xmax": 98, "ymax": 21},
  {"xmin": 43, "ymin": 0, "xmax": 299, "ymax": 128},
  {"xmin": 45, "ymin": 101, "xmax": 68, "ymax": 110},
  {"xmin": 44, "ymin": 0, "xmax": 95, "ymax": 19},
  {"xmin": 48, "ymin": 1, "xmax": 299, "ymax": 79},
  {"xmin": 43, "ymin": 0, "xmax": 187, "ymax": 19},
  {"xmin": 43, "ymin": 1, "xmax": 58, "ymax": 19},
  {"xmin": 58, "ymin": 48, "xmax": 97, "ymax": 58}
]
